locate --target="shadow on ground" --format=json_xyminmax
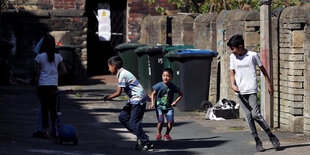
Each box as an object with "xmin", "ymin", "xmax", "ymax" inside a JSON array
[{"xmin": 0, "ymin": 75, "xmax": 229, "ymax": 154}]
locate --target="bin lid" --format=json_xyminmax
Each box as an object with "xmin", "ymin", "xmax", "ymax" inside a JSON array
[
  {"xmin": 165, "ymin": 49, "xmax": 218, "ymax": 58},
  {"xmin": 56, "ymin": 45, "xmax": 78, "ymax": 50},
  {"xmin": 135, "ymin": 45, "xmax": 165, "ymax": 55},
  {"xmin": 115, "ymin": 43, "xmax": 145, "ymax": 51},
  {"xmin": 179, "ymin": 49, "xmax": 218, "ymax": 55},
  {"xmin": 146, "ymin": 46, "xmax": 164, "ymax": 54},
  {"xmin": 162, "ymin": 45, "xmax": 195, "ymax": 53},
  {"xmin": 134, "ymin": 45, "xmax": 151, "ymax": 55}
]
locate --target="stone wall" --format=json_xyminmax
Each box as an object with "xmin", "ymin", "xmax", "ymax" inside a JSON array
[
  {"xmin": 1, "ymin": 1, "xmax": 87, "ymax": 83},
  {"xmin": 8, "ymin": 0, "xmax": 85, "ymax": 10},
  {"xmin": 275, "ymin": 6, "xmax": 307, "ymax": 133},
  {"xmin": 139, "ymin": 5, "xmax": 310, "ymax": 135},
  {"xmin": 171, "ymin": 14, "xmax": 195, "ymax": 45},
  {"xmin": 216, "ymin": 10, "xmax": 260, "ymax": 102},
  {"xmin": 139, "ymin": 16, "xmax": 168, "ymax": 45},
  {"xmin": 127, "ymin": 0, "xmax": 176, "ymax": 43},
  {"xmin": 140, "ymin": 10, "xmax": 259, "ymax": 106},
  {"xmin": 193, "ymin": 13, "xmax": 218, "ymax": 104},
  {"xmin": 305, "ymin": 18, "xmax": 310, "ymax": 134}
]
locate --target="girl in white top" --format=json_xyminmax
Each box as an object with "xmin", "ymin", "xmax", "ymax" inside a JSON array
[{"xmin": 35, "ymin": 34, "xmax": 67, "ymax": 138}]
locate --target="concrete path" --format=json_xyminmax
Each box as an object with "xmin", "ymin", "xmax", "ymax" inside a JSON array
[{"xmin": 1, "ymin": 75, "xmax": 310, "ymax": 155}]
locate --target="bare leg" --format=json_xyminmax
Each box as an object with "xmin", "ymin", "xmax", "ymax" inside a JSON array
[
  {"xmin": 165, "ymin": 121, "xmax": 173, "ymax": 135},
  {"xmin": 157, "ymin": 122, "xmax": 164, "ymax": 135}
]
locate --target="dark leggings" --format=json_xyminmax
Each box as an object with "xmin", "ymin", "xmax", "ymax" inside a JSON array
[{"xmin": 38, "ymin": 86, "xmax": 57, "ymax": 131}]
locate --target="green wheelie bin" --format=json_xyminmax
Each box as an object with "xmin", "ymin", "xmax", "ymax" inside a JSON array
[
  {"xmin": 135, "ymin": 45, "xmax": 165, "ymax": 95},
  {"xmin": 136, "ymin": 45, "xmax": 194, "ymax": 95},
  {"xmin": 135, "ymin": 45, "xmax": 152, "ymax": 95},
  {"xmin": 115, "ymin": 43, "xmax": 145, "ymax": 79},
  {"xmin": 56, "ymin": 45, "xmax": 77, "ymax": 85}
]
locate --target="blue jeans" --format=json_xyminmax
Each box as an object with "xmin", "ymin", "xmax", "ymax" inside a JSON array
[
  {"xmin": 34, "ymin": 101, "xmax": 46, "ymax": 133},
  {"xmin": 38, "ymin": 86, "xmax": 57, "ymax": 130},
  {"xmin": 156, "ymin": 108, "xmax": 174, "ymax": 123},
  {"xmin": 119, "ymin": 102, "xmax": 149, "ymax": 143}
]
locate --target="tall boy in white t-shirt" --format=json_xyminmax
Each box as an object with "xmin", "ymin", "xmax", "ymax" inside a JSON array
[{"xmin": 228, "ymin": 34, "xmax": 280, "ymax": 152}]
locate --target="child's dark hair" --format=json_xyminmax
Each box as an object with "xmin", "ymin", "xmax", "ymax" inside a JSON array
[
  {"xmin": 108, "ymin": 56, "xmax": 123, "ymax": 69},
  {"xmin": 163, "ymin": 68, "xmax": 173, "ymax": 76},
  {"xmin": 227, "ymin": 34, "xmax": 244, "ymax": 49},
  {"xmin": 40, "ymin": 34, "xmax": 56, "ymax": 62}
]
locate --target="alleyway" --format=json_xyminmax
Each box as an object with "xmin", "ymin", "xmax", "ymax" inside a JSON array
[{"xmin": 0, "ymin": 75, "xmax": 310, "ymax": 155}]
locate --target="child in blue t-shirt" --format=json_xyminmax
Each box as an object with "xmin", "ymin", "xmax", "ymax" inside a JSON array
[{"xmin": 149, "ymin": 68, "xmax": 183, "ymax": 141}]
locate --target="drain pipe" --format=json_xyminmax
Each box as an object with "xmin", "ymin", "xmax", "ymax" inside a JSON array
[{"xmin": 272, "ymin": 7, "xmax": 285, "ymax": 128}]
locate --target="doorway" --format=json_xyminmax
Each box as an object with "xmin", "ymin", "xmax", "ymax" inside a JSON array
[{"xmin": 86, "ymin": 0, "xmax": 126, "ymax": 75}]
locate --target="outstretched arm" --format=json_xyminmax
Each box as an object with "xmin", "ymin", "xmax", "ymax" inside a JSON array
[
  {"xmin": 171, "ymin": 90, "xmax": 183, "ymax": 107},
  {"xmin": 230, "ymin": 69, "xmax": 240, "ymax": 93},
  {"xmin": 259, "ymin": 65, "xmax": 273, "ymax": 96},
  {"xmin": 149, "ymin": 90, "xmax": 156, "ymax": 109},
  {"xmin": 105, "ymin": 87, "xmax": 122, "ymax": 101}
]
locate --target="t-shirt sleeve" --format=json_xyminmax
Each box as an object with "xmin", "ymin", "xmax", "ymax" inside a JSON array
[
  {"xmin": 169, "ymin": 83, "xmax": 180, "ymax": 93},
  {"xmin": 229, "ymin": 54, "xmax": 235, "ymax": 70},
  {"xmin": 57, "ymin": 54, "xmax": 63, "ymax": 62},
  {"xmin": 253, "ymin": 53, "xmax": 263, "ymax": 67},
  {"xmin": 33, "ymin": 38, "xmax": 43, "ymax": 54},
  {"xmin": 34, "ymin": 54, "xmax": 41, "ymax": 63},
  {"xmin": 152, "ymin": 83, "xmax": 160, "ymax": 92},
  {"xmin": 118, "ymin": 74, "xmax": 127, "ymax": 88}
]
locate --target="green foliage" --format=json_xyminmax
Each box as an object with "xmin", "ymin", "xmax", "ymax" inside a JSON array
[
  {"xmin": 144, "ymin": 0, "xmax": 304, "ymax": 14},
  {"xmin": 228, "ymin": 126, "xmax": 246, "ymax": 131},
  {"xmin": 75, "ymin": 93, "xmax": 81, "ymax": 98},
  {"xmin": 249, "ymin": 0, "xmax": 260, "ymax": 11},
  {"xmin": 144, "ymin": 0, "xmax": 156, "ymax": 5},
  {"xmin": 1, "ymin": 0, "xmax": 9, "ymax": 9},
  {"xmin": 169, "ymin": 0, "xmax": 186, "ymax": 9},
  {"xmin": 155, "ymin": 5, "xmax": 165, "ymax": 14}
]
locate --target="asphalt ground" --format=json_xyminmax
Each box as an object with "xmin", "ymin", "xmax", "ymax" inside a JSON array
[{"xmin": 1, "ymin": 75, "xmax": 310, "ymax": 155}]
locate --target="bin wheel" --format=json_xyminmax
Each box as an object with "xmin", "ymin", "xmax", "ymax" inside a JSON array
[
  {"xmin": 200, "ymin": 100, "xmax": 212, "ymax": 111},
  {"xmin": 73, "ymin": 139, "xmax": 78, "ymax": 145}
]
